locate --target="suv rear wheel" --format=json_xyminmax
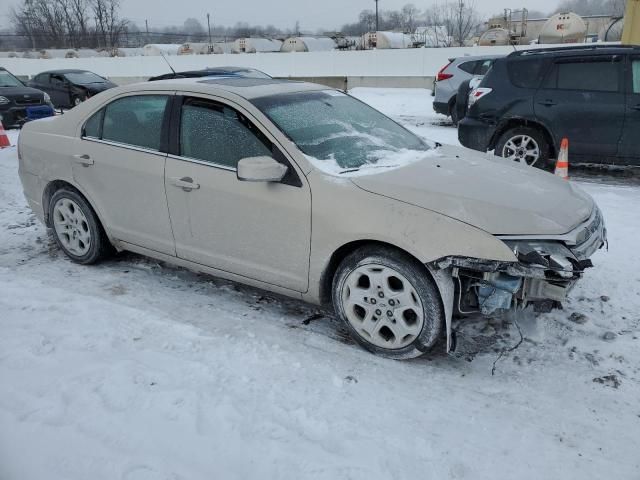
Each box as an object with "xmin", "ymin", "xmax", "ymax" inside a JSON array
[{"xmin": 495, "ymin": 127, "xmax": 552, "ymax": 170}]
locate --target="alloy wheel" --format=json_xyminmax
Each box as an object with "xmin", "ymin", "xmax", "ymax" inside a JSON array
[
  {"xmin": 341, "ymin": 264, "xmax": 425, "ymax": 349},
  {"xmin": 502, "ymin": 134, "xmax": 541, "ymax": 166},
  {"xmin": 53, "ymin": 198, "xmax": 92, "ymax": 256}
]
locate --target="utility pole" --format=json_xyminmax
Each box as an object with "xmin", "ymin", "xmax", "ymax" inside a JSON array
[
  {"xmin": 145, "ymin": 19, "xmax": 149, "ymax": 45},
  {"xmin": 207, "ymin": 13, "xmax": 212, "ymax": 45},
  {"xmin": 375, "ymin": 0, "xmax": 379, "ymax": 31}
]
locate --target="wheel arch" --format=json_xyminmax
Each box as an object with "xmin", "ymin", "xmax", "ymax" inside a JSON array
[
  {"xmin": 319, "ymin": 239, "xmax": 433, "ymax": 307},
  {"xmin": 490, "ymin": 118, "xmax": 557, "ymax": 158},
  {"xmin": 319, "ymin": 239, "xmax": 455, "ymax": 353},
  {"xmin": 42, "ymin": 179, "xmax": 109, "ymax": 240}
]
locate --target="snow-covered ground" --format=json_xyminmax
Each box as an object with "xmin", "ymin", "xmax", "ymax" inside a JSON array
[{"xmin": 1, "ymin": 89, "xmax": 639, "ymax": 480}]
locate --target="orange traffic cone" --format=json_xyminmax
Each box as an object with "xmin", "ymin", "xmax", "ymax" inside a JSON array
[
  {"xmin": 554, "ymin": 138, "xmax": 569, "ymax": 180},
  {"xmin": 0, "ymin": 122, "xmax": 10, "ymax": 149}
]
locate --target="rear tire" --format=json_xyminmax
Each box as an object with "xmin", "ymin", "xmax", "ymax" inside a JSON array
[
  {"xmin": 450, "ymin": 100, "xmax": 459, "ymax": 126},
  {"xmin": 332, "ymin": 246, "xmax": 444, "ymax": 360},
  {"xmin": 49, "ymin": 188, "xmax": 111, "ymax": 265},
  {"xmin": 495, "ymin": 126, "xmax": 553, "ymax": 170}
]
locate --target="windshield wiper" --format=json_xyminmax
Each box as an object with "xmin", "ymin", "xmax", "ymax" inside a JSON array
[{"xmin": 339, "ymin": 164, "xmax": 399, "ymax": 175}]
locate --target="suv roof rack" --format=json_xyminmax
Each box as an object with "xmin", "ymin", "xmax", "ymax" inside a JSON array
[{"xmin": 510, "ymin": 44, "xmax": 639, "ymax": 57}]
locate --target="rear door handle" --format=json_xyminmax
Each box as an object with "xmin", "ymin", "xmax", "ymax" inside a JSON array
[
  {"xmin": 72, "ymin": 154, "xmax": 93, "ymax": 166},
  {"xmin": 537, "ymin": 100, "xmax": 557, "ymax": 107},
  {"xmin": 169, "ymin": 176, "xmax": 200, "ymax": 192},
  {"xmin": 630, "ymin": 104, "xmax": 640, "ymax": 111}
]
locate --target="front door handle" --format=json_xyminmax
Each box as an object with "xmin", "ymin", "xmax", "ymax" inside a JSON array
[
  {"xmin": 630, "ymin": 104, "xmax": 640, "ymax": 111},
  {"xmin": 537, "ymin": 100, "xmax": 557, "ymax": 107},
  {"xmin": 169, "ymin": 176, "xmax": 200, "ymax": 192},
  {"xmin": 72, "ymin": 153, "xmax": 93, "ymax": 166}
]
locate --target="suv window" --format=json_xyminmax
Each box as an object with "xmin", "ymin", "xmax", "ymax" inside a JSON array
[
  {"xmin": 101, "ymin": 95, "xmax": 168, "ymax": 150},
  {"xmin": 508, "ymin": 58, "xmax": 547, "ymax": 89},
  {"xmin": 632, "ymin": 58, "xmax": 640, "ymax": 94},
  {"xmin": 475, "ymin": 59, "xmax": 493, "ymax": 75},
  {"xmin": 180, "ymin": 97, "xmax": 272, "ymax": 169},
  {"xmin": 458, "ymin": 61, "xmax": 478, "ymax": 74},
  {"xmin": 543, "ymin": 56, "xmax": 622, "ymax": 92}
]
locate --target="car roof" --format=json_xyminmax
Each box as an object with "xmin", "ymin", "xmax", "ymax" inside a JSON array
[
  {"xmin": 452, "ymin": 54, "xmax": 505, "ymax": 63},
  {"xmin": 123, "ymin": 77, "xmax": 328, "ymax": 100},
  {"xmin": 35, "ymin": 69, "xmax": 92, "ymax": 75},
  {"xmin": 509, "ymin": 44, "xmax": 640, "ymax": 58}
]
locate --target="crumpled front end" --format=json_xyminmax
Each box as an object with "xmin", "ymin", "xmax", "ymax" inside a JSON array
[{"xmin": 431, "ymin": 206, "xmax": 607, "ymax": 318}]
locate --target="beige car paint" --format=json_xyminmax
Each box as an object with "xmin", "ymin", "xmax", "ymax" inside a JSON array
[{"xmin": 18, "ymin": 78, "xmax": 596, "ymax": 324}]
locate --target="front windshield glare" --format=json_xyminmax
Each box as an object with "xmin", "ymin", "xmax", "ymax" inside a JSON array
[
  {"xmin": 253, "ymin": 90, "xmax": 428, "ymax": 170},
  {"xmin": 0, "ymin": 71, "xmax": 23, "ymax": 87}
]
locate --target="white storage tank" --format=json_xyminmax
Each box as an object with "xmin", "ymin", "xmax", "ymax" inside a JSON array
[
  {"xmin": 110, "ymin": 48, "xmax": 144, "ymax": 57},
  {"xmin": 478, "ymin": 28, "xmax": 512, "ymax": 46},
  {"xmin": 212, "ymin": 42, "xmax": 234, "ymax": 54},
  {"xmin": 280, "ymin": 36, "xmax": 337, "ymax": 52},
  {"xmin": 232, "ymin": 38, "xmax": 282, "ymax": 53},
  {"xmin": 178, "ymin": 43, "xmax": 211, "ymax": 55},
  {"xmin": 143, "ymin": 44, "xmax": 181, "ymax": 56},
  {"xmin": 539, "ymin": 12, "xmax": 587, "ymax": 44},
  {"xmin": 599, "ymin": 17, "xmax": 624, "ymax": 42},
  {"xmin": 362, "ymin": 31, "xmax": 412, "ymax": 49}
]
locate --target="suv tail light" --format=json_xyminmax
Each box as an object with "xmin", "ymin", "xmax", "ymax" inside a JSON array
[
  {"xmin": 468, "ymin": 87, "xmax": 492, "ymax": 108},
  {"xmin": 436, "ymin": 62, "xmax": 454, "ymax": 82}
]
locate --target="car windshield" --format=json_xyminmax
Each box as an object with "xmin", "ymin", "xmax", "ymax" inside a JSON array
[
  {"xmin": 0, "ymin": 71, "xmax": 24, "ymax": 87},
  {"xmin": 252, "ymin": 90, "xmax": 429, "ymax": 172},
  {"xmin": 65, "ymin": 72, "xmax": 105, "ymax": 84}
]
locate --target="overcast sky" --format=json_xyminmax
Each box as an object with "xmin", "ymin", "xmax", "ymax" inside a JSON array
[{"xmin": 3, "ymin": 0, "xmax": 562, "ymax": 31}]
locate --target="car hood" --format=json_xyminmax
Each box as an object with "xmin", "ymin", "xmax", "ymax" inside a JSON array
[
  {"xmin": 84, "ymin": 82, "xmax": 116, "ymax": 93},
  {"xmin": 350, "ymin": 145, "xmax": 594, "ymax": 236},
  {"xmin": 0, "ymin": 86, "xmax": 46, "ymax": 99}
]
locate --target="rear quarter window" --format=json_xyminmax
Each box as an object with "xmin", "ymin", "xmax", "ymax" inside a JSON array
[
  {"xmin": 507, "ymin": 58, "xmax": 547, "ymax": 89},
  {"xmin": 458, "ymin": 61, "xmax": 478, "ymax": 74}
]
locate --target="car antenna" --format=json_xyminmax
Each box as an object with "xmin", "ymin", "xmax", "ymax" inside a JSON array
[{"xmin": 159, "ymin": 52, "xmax": 177, "ymax": 76}]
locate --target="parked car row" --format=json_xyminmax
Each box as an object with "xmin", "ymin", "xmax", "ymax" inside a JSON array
[{"xmin": 440, "ymin": 45, "xmax": 640, "ymax": 168}]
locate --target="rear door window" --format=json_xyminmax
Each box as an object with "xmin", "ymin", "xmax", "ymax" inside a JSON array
[
  {"xmin": 100, "ymin": 95, "xmax": 169, "ymax": 151},
  {"xmin": 458, "ymin": 61, "xmax": 478, "ymax": 74},
  {"xmin": 542, "ymin": 56, "xmax": 622, "ymax": 92},
  {"xmin": 179, "ymin": 97, "xmax": 272, "ymax": 169},
  {"xmin": 507, "ymin": 58, "xmax": 547, "ymax": 89}
]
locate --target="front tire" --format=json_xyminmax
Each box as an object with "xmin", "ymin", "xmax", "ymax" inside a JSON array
[
  {"xmin": 49, "ymin": 188, "xmax": 111, "ymax": 264},
  {"xmin": 332, "ymin": 246, "xmax": 444, "ymax": 360}
]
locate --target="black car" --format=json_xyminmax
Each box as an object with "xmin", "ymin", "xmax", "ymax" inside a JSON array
[
  {"xmin": 459, "ymin": 45, "xmax": 640, "ymax": 168},
  {"xmin": 148, "ymin": 67, "xmax": 272, "ymax": 82},
  {"xmin": 28, "ymin": 69, "xmax": 116, "ymax": 109},
  {"xmin": 0, "ymin": 67, "xmax": 55, "ymax": 128}
]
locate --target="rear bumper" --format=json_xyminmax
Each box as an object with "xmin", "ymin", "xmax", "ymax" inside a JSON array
[
  {"xmin": 458, "ymin": 117, "xmax": 495, "ymax": 152},
  {"xmin": 433, "ymin": 101, "xmax": 450, "ymax": 116},
  {"xmin": 0, "ymin": 105, "xmax": 55, "ymax": 128}
]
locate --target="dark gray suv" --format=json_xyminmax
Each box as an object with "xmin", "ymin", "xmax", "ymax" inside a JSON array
[{"xmin": 459, "ymin": 45, "xmax": 640, "ymax": 168}]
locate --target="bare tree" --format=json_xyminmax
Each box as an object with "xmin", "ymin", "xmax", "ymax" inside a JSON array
[
  {"xmin": 401, "ymin": 4, "xmax": 420, "ymax": 33},
  {"xmin": 425, "ymin": 0, "xmax": 480, "ymax": 46},
  {"xmin": 92, "ymin": 0, "xmax": 128, "ymax": 48}
]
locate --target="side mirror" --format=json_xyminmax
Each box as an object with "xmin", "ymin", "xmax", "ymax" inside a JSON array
[{"xmin": 237, "ymin": 156, "xmax": 288, "ymax": 182}]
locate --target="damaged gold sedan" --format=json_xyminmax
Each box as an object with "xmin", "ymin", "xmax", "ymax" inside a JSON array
[{"xmin": 18, "ymin": 79, "xmax": 607, "ymax": 359}]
